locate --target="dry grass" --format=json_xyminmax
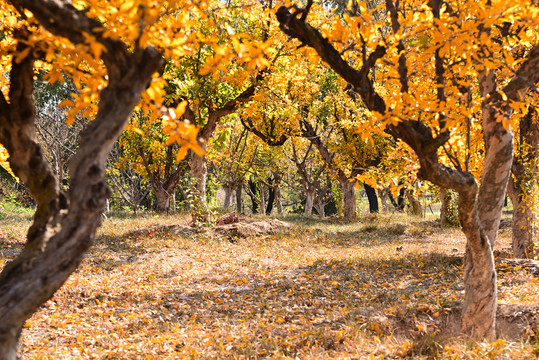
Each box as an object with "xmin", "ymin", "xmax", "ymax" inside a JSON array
[{"xmin": 1, "ymin": 211, "xmax": 538, "ymax": 358}]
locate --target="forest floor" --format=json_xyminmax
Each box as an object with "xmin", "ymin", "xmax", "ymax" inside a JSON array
[{"xmin": 2, "ymin": 211, "xmax": 539, "ymax": 359}]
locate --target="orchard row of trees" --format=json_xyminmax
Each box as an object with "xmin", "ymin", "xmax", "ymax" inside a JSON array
[{"xmin": 0, "ymin": 0, "xmax": 538, "ymax": 356}]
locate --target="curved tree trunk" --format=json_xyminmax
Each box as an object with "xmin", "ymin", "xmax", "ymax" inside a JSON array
[
  {"xmin": 458, "ymin": 70, "xmax": 513, "ymax": 340},
  {"xmin": 0, "ymin": 2, "xmax": 164, "ymax": 356},
  {"xmin": 341, "ymin": 180, "xmax": 357, "ymax": 218},
  {"xmin": 275, "ymin": 5, "xmax": 538, "ymax": 340},
  {"xmin": 190, "ymin": 152, "xmax": 211, "ymax": 224}
]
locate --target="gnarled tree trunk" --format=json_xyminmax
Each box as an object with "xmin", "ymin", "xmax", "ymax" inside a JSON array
[
  {"xmin": 0, "ymin": 1, "xmax": 164, "ymax": 356},
  {"xmin": 276, "ymin": 4, "xmax": 539, "ymax": 340},
  {"xmin": 314, "ymin": 197, "xmax": 326, "ymax": 218}
]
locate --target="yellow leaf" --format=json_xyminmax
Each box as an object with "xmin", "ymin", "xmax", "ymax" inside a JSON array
[
  {"xmin": 176, "ymin": 146, "xmax": 189, "ymax": 162},
  {"xmin": 198, "ymin": 67, "xmax": 212, "ymax": 76},
  {"xmin": 174, "ymin": 101, "xmax": 188, "ymax": 119},
  {"xmin": 58, "ymin": 99, "xmax": 74, "ymax": 108}
]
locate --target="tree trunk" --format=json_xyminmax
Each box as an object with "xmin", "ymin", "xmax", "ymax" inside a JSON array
[
  {"xmin": 314, "ymin": 198, "xmax": 326, "ymax": 218},
  {"xmin": 259, "ymin": 182, "xmax": 266, "ymax": 215},
  {"xmin": 508, "ymin": 187, "xmax": 534, "ymax": 258},
  {"xmin": 0, "ymin": 3, "xmax": 164, "ymax": 356},
  {"xmin": 407, "ymin": 191, "xmax": 422, "ymax": 217},
  {"xmin": 364, "ymin": 183, "xmax": 379, "ymax": 213},
  {"xmin": 507, "ymin": 106, "xmax": 538, "ymax": 259},
  {"xmin": 304, "ymin": 188, "xmax": 315, "ymax": 215},
  {"xmin": 223, "ymin": 185, "xmax": 233, "ymax": 209},
  {"xmin": 190, "ymin": 152, "xmax": 211, "ymax": 224},
  {"xmin": 341, "ymin": 180, "xmax": 357, "ymax": 218},
  {"xmin": 275, "ymin": 6, "xmax": 539, "ymax": 340},
  {"xmin": 248, "ymin": 180, "xmax": 259, "ymax": 213},
  {"xmin": 458, "ymin": 70, "xmax": 513, "ymax": 340},
  {"xmin": 274, "ymin": 182, "xmax": 283, "ymax": 215},
  {"xmin": 154, "ymin": 187, "xmax": 170, "ymax": 214},
  {"xmin": 266, "ymin": 185, "xmax": 275, "ymax": 214},
  {"xmin": 440, "ymin": 187, "xmax": 450, "ymax": 224},
  {"xmin": 378, "ymin": 188, "xmax": 389, "ymax": 213},
  {"xmin": 236, "ymin": 183, "xmax": 243, "ymax": 214}
]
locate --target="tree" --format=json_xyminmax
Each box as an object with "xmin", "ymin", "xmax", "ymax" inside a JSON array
[
  {"xmin": 106, "ymin": 142, "xmax": 152, "ymax": 215},
  {"xmin": 507, "ymin": 105, "xmax": 539, "ymax": 258},
  {"xmin": 208, "ymin": 119, "xmax": 258, "ymax": 211},
  {"xmin": 164, "ymin": 1, "xmax": 276, "ymax": 224},
  {"xmin": 276, "ymin": 0, "xmax": 539, "ymax": 339},
  {"xmin": 0, "ymin": 0, "xmax": 207, "ymax": 356},
  {"xmin": 117, "ymin": 112, "xmax": 190, "ymax": 213},
  {"xmin": 286, "ymin": 138, "xmax": 327, "ymax": 215},
  {"xmin": 33, "ymin": 72, "xmax": 84, "ymax": 187}
]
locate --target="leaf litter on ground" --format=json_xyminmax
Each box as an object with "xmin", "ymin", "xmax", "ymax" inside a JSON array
[{"xmin": 3, "ymin": 212, "xmax": 538, "ymax": 359}]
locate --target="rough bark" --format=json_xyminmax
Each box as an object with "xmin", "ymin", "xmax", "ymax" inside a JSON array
[
  {"xmin": 154, "ymin": 188, "xmax": 171, "ymax": 214},
  {"xmin": 0, "ymin": 1, "xmax": 164, "ymax": 357},
  {"xmin": 507, "ymin": 106, "xmax": 538, "ymax": 258},
  {"xmin": 314, "ymin": 197, "xmax": 326, "ymax": 218},
  {"xmin": 341, "ymin": 180, "xmax": 357, "ymax": 218},
  {"xmin": 508, "ymin": 187, "xmax": 535, "ymax": 258}
]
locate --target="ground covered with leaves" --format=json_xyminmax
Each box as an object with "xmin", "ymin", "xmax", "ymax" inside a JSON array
[{"xmin": 2, "ymin": 212, "xmax": 539, "ymax": 359}]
